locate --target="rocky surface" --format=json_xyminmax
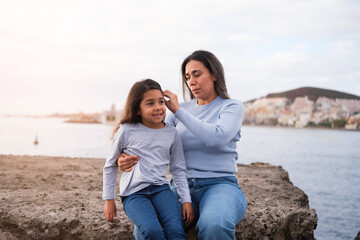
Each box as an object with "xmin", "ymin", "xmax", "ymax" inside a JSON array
[{"xmin": 0, "ymin": 155, "xmax": 317, "ymax": 240}]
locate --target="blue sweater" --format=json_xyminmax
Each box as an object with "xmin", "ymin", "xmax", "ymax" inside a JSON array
[{"xmin": 165, "ymin": 96, "xmax": 244, "ymax": 178}]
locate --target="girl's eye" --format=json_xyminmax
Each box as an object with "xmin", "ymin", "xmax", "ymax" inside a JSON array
[
  {"xmin": 147, "ymin": 102, "xmax": 153, "ymax": 106},
  {"xmin": 159, "ymin": 100, "xmax": 165, "ymax": 104},
  {"xmin": 185, "ymin": 76, "xmax": 190, "ymax": 81}
]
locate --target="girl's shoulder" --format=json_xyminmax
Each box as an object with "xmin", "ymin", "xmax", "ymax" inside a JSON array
[
  {"xmin": 115, "ymin": 123, "xmax": 137, "ymax": 134},
  {"xmin": 164, "ymin": 123, "xmax": 177, "ymax": 131}
]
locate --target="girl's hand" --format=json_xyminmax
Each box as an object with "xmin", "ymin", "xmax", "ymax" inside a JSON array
[
  {"xmin": 104, "ymin": 200, "xmax": 117, "ymax": 222},
  {"xmin": 163, "ymin": 90, "xmax": 180, "ymax": 113},
  {"xmin": 117, "ymin": 153, "xmax": 139, "ymax": 172},
  {"xmin": 182, "ymin": 202, "xmax": 195, "ymax": 227}
]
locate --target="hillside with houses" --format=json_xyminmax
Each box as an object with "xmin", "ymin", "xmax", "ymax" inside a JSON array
[{"xmin": 243, "ymin": 87, "xmax": 360, "ymax": 130}]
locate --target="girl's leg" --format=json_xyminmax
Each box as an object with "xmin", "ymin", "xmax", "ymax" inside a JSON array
[
  {"xmin": 194, "ymin": 177, "xmax": 247, "ymax": 240},
  {"xmin": 122, "ymin": 192, "xmax": 166, "ymax": 240},
  {"xmin": 151, "ymin": 184, "xmax": 186, "ymax": 240}
]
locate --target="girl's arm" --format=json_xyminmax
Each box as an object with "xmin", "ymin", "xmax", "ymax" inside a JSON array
[
  {"xmin": 104, "ymin": 199, "xmax": 116, "ymax": 222},
  {"xmin": 175, "ymin": 101, "xmax": 244, "ymax": 147},
  {"xmin": 169, "ymin": 131, "xmax": 191, "ymax": 204},
  {"xmin": 102, "ymin": 128, "xmax": 124, "ymax": 200},
  {"xmin": 182, "ymin": 202, "xmax": 194, "ymax": 227},
  {"xmin": 169, "ymin": 132, "xmax": 194, "ymax": 224}
]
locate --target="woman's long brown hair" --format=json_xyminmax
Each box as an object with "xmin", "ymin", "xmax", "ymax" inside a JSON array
[
  {"xmin": 181, "ymin": 50, "xmax": 230, "ymax": 101},
  {"xmin": 113, "ymin": 79, "xmax": 163, "ymax": 137}
]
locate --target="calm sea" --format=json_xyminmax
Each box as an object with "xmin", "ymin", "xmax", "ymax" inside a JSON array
[{"xmin": 0, "ymin": 116, "xmax": 359, "ymax": 240}]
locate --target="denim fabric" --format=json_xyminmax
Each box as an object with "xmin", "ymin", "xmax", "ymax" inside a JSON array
[
  {"xmin": 133, "ymin": 177, "xmax": 247, "ymax": 240},
  {"xmin": 187, "ymin": 176, "xmax": 247, "ymax": 240},
  {"xmin": 122, "ymin": 184, "xmax": 186, "ymax": 240}
]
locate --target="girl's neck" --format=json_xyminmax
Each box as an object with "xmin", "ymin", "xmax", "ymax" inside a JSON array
[{"xmin": 141, "ymin": 121, "xmax": 165, "ymax": 129}]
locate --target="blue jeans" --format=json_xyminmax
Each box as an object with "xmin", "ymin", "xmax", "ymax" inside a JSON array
[
  {"xmin": 133, "ymin": 176, "xmax": 247, "ymax": 240},
  {"xmin": 122, "ymin": 184, "xmax": 186, "ymax": 240}
]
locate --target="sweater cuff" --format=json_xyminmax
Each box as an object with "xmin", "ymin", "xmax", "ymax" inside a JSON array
[
  {"xmin": 174, "ymin": 107, "xmax": 187, "ymax": 123},
  {"xmin": 180, "ymin": 197, "xmax": 192, "ymax": 204}
]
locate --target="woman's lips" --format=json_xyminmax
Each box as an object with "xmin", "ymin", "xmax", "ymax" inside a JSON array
[{"xmin": 192, "ymin": 88, "xmax": 200, "ymax": 94}]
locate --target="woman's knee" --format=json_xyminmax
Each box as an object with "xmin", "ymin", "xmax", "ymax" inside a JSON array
[{"xmin": 196, "ymin": 215, "xmax": 235, "ymax": 240}]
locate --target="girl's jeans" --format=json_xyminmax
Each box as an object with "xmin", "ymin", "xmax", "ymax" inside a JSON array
[
  {"xmin": 122, "ymin": 184, "xmax": 186, "ymax": 240},
  {"xmin": 133, "ymin": 176, "xmax": 247, "ymax": 240}
]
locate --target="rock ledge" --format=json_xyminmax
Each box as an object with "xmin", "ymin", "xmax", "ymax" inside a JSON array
[{"xmin": 0, "ymin": 155, "xmax": 317, "ymax": 240}]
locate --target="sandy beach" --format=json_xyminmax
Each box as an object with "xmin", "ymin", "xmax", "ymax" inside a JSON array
[{"xmin": 0, "ymin": 154, "xmax": 317, "ymax": 240}]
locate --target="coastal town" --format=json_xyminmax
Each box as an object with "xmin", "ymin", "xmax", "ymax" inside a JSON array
[
  {"xmin": 244, "ymin": 96, "xmax": 360, "ymax": 130},
  {"xmin": 62, "ymin": 87, "xmax": 360, "ymax": 130}
]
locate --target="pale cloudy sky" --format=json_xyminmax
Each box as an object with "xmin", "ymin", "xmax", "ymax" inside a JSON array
[{"xmin": 1, "ymin": 0, "xmax": 359, "ymax": 115}]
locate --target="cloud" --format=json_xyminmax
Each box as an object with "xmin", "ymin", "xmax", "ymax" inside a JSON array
[{"xmin": 0, "ymin": 0, "xmax": 359, "ymax": 114}]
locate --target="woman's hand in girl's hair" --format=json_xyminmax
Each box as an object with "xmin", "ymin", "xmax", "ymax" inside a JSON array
[
  {"xmin": 163, "ymin": 90, "xmax": 180, "ymax": 113},
  {"xmin": 104, "ymin": 200, "xmax": 117, "ymax": 222},
  {"xmin": 182, "ymin": 202, "xmax": 195, "ymax": 227},
  {"xmin": 117, "ymin": 153, "xmax": 139, "ymax": 172}
]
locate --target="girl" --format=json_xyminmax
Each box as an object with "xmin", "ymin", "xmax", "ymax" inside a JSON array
[{"xmin": 102, "ymin": 79, "xmax": 194, "ymax": 240}]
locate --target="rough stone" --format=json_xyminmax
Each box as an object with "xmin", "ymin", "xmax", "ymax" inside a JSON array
[{"xmin": 0, "ymin": 155, "xmax": 317, "ymax": 239}]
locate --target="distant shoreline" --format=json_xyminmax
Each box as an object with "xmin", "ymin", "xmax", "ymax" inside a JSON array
[{"xmin": 242, "ymin": 123, "xmax": 360, "ymax": 131}]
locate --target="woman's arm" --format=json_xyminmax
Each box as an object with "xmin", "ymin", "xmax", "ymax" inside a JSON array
[
  {"xmin": 117, "ymin": 153, "xmax": 139, "ymax": 172},
  {"xmin": 164, "ymin": 89, "xmax": 244, "ymax": 147},
  {"xmin": 175, "ymin": 101, "xmax": 244, "ymax": 147}
]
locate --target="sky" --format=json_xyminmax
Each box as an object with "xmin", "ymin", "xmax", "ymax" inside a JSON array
[{"xmin": 1, "ymin": 0, "xmax": 360, "ymax": 115}]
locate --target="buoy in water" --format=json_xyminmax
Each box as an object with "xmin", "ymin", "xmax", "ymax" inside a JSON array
[{"xmin": 34, "ymin": 136, "xmax": 39, "ymax": 145}]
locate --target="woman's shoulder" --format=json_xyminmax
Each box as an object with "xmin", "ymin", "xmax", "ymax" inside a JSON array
[
  {"xmin": 218, "ymin": 98, "xmax": 244, "ymax": 114},
  {"xmin": 219, "ymin": 97, "xmax": 244, "ymax": 108},
  {"xmin": 179, "ymin": 98, "xmax": 197, "ymax": 108}
]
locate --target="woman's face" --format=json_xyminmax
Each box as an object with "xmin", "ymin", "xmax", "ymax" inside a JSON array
[{"xmin": 185, "ymin": 60, "xmax": 218, "ymax": 105}]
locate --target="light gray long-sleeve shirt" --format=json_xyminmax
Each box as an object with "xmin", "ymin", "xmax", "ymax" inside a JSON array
[{"xmin": 102, "ymin": 123, "xmax": 191, "ymax": 204}]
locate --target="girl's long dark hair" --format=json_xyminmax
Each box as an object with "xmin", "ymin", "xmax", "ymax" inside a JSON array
[
  {"xmin": 181, "ymin": 50, "xmax": 230, "ymax": 101},
  {"xmin": 113, "ymin": 79, "xmax": 163, "ymax": 137}
]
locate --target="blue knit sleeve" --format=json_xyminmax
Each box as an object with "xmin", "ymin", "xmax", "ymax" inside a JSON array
[{"xmin": 175, "ymin": 100, "xmax": 244, "ymax": 147}]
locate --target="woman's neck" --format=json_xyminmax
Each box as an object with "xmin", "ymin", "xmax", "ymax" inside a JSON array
[{"xmin": 197, "ymin": 93, "xmax": 218, "ymax": 105}]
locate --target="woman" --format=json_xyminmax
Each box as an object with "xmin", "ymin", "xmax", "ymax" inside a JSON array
[{"xmin": 118, "ymin": 50, "xmax": 246, "ymax": 240}]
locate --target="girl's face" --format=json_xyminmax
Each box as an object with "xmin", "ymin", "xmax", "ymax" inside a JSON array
[
  {"xmin": 185, "ymin": 60, "xmax": 218, "ymax": 105},
  {"xmin": 139, "ymin": 89, "xmax": 166, "ymax": 129}
]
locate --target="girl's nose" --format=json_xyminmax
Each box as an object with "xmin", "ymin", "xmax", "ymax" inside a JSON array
[{"xmin": 155, "ymin": 104, "xmax": 161, "ymax": 110}]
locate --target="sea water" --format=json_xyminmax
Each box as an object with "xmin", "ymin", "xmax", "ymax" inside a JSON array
[{"xmin": 0, "ymin": 116, "xmax": 359, "ymax": 239}]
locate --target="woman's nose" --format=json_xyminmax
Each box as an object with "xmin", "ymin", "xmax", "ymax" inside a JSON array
[{"xmin": 188, "ymin": 77, "xmax": 196, "ymax": 86}]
